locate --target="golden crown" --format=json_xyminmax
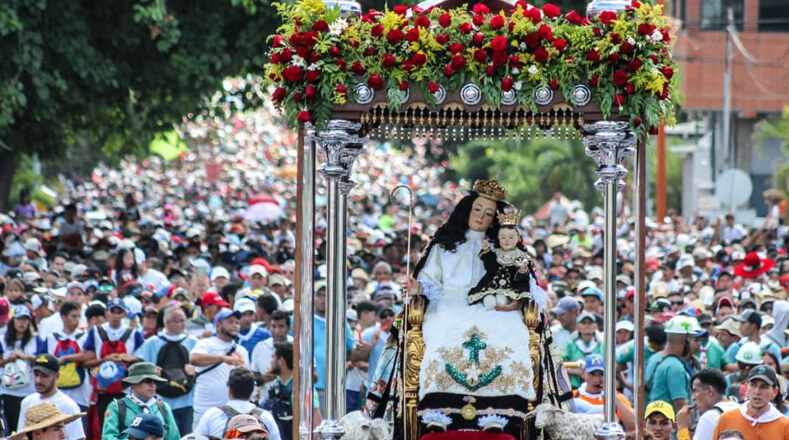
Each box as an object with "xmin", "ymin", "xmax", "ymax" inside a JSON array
[
  {"xmin": 497, "ymin": 209, "xmax": 521, "ymax": 226},
  {"xmin": 472, "ymin": 179, "xmax": 507, "ymax": 202}
]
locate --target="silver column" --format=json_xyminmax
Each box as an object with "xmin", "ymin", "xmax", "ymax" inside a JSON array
[
  {"xmin": 298, "ymin": 131, "xmax": 316, "ymax": 440},
  {"xmin": 313, "ymin": 120, "xmax": 366, "ymax": 440},
  {"xmin": 584, "ymin": 121, "xmax": 636, "ymax": 440}
]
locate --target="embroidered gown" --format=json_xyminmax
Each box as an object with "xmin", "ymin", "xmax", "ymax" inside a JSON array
[
  {"xmin": 467, "ymin": 248, "xmax": 533, "ymax": 306},
  {"xmin": 415, "ymin": 229, "xmax": 537, "ymax": 431}
]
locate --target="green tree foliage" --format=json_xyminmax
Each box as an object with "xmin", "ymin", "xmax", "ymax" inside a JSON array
[{"xmin": 754, "ymin": 106, "xmax": 789, "ymax": 195}]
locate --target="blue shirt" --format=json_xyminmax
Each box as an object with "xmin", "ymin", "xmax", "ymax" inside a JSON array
[
  {"xmin": 313, "ymin": 314, "xmax": 354, "ymax": 390},
  {"xmin": 237, "ymin": 324, "xmax": 271, "ymax": 358},
  {"xmin": 134, "ymin": 333, "xmax": 199, "ymax": 410},
  {"xmin": 362, "ymin": 326, "xmax": 388, "ymax": 389},
  {"xmin": 647, "ymin": 355, "xmax": 690, "ymax": 407}
]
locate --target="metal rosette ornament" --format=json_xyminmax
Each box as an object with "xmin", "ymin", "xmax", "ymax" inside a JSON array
[
  {"xmin": 460, "ymin": 84, "xmax": 482, "ymax": 106},
  {"xmin": 582, "ymin": 121, "xmax": 636, "ymax": 193},
  {"xmin": 354, "ymin": 83, "xmax": 374, "ymax": 105},
  {"xmin": 571, "ymin": 84, "xmax": 592, "ymax": 107},
  {"xmin": 432, "ymin": 85, "xmax": 447, "ymax": 105},
  {"xmin": 533, "ymin": 86, "xmax": 554, "ymax": 106},
  {"xmin": 501, "ymin": 89, "xmax": 517, "ymax": 106}
]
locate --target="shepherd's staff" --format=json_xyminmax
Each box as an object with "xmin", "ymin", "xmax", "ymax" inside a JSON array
[{"xmin": 391, "ymin": 184, "xmax": 413, "ymax": 438}]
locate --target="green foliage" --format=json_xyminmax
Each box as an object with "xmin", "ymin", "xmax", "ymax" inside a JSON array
[
  {"xmin": 450, "ymin": 137, "xmax": 601, "ymax": 214},
  {"xmin": 646, "ymin": 140, "xmax": 683, "ymax": 213},
  {"xmin": 754, "ymin": 106, "xmax": 789, "ymax": 194}
]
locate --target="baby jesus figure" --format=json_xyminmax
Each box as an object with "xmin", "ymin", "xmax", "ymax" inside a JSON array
[{"xmin": 468, "ymin": 209, "xmax": 534, "ymax": 311}]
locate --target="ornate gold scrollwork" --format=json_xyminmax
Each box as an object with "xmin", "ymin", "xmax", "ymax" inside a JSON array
[
  {"xmin": 405, "ymin": 296, "xmax": 426, "ymax": 440},
  {"xmin": 522, "ymin": 300, "xmax": 542, "ymax": 440}
]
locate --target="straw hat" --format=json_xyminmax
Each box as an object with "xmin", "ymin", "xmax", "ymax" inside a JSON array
[{"xmin": 10, "ymin": 402, "xmax": 85, "ymax": 440}]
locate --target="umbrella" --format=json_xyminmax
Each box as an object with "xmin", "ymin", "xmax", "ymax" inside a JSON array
[
  {"xmin": 244, "ymin": 202, "xmax": 283, "ymax": 223},
  {"xmin": 248, "ymin": 194, "xmax": 279, "ymax": 206},
  {"xmin": 418, "ymin": 193, "xmax": 441, "ymax": 207}
]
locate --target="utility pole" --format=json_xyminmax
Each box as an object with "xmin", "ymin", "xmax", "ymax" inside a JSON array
[{"xmin": 723, "ymin": 7, "xmax": 735, "ymax": 211}]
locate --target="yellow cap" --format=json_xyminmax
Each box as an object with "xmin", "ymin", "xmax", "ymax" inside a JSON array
[{"xmin": 645, "ymin": 401, "xmax": 675, "ymax": 422}]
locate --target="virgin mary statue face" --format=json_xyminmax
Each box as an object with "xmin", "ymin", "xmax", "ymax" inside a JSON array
[{"xmin": 468, "ymin": 197, "xmax": 497, "ymax": 232}]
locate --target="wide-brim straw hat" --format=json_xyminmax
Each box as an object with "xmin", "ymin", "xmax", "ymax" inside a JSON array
[{"xmin": 9, "ymin": 402, "xmax": 85, "ymax": 440}]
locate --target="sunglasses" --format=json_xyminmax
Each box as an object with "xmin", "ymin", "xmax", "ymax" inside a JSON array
[{"xmin": 671, "ymin": 300, "xmax": 684, "ymax": 306}]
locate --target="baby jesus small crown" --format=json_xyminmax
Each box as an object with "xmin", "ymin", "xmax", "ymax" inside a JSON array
[
  {"xmin": 473, "ymin": 179, "xmax": 507, "ymax": 201},
  {"xmin": 497, "ymin": 209, "xmax": 521, "ymax": 226}
]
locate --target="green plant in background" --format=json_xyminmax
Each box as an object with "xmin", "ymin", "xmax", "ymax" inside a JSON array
[{"xmin": 754, "ymin": 106, "xmax": 789, "ymax": 195}]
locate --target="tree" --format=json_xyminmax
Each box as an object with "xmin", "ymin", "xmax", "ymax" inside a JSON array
[
  {"xmin": 0, "ymin": 0, "xmax": 279, "ymax": 208},
  {"xmin": 754, "ymin": 106, "xmax": 789, "ymax": 195}
]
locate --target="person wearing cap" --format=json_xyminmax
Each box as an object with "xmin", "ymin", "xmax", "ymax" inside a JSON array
[
  {"xmin": 224, "ymin": 413, "xmax": 267, "ymax": 439},
  {"xmin": 572, "ymin": 354, "xmax": 635, "ymax": 431},
  {"xmin": 730, "ymin": 310, "xmax": 782, "ymax": 364},
  {"xmin": 210, "ymin": 266, "xmax": 231, "ymax": 292},
  {"xmin": 122, "ymin": 413, "xmax": 165, "ymax": 440},
  {"xmin": 24, "ymin": 238, "xmax": 48, "ymax": 273},
  {"xmin": 40, "ymin": 301, "xmax": 91, "ymax": 412},
  {"xmin": 234, "ymin": 298, "xmax": 271, "ymax": 357},
  {"xmin": 17, "ymin": 354, "xmax": 85, "ymax": 440},
  {"xmin": 2, "ymin": 304, "xmax": 42, "ymax": 432},
  {"xmin": 562, "ymin": 312, "xmax": 604, "ymax": 389},
  {"xmin": 550, "ymin": 297, "xmax": 580, "ymax": 349},
  {"xmin": 189, "ymin": 308, "xmax": 248, "ymax": 431},
  {"xmin": 647, "ymin": 316, "xmax": 701, "ymax": 413},
  {"xmin": 80, "ymin": 297, "xmax": 144, "ymax": 428},
  {"xmin": 712, "ymin": 365, "xmax": 789, "ymax": 440},
  {"xmin": 580, "ymin": 286, "xmax": 603, "ymax": 315},
  {"xmin": 186, "ymin": 291, "xmax": 229, "ymax": 339},
  {"xmin": 247, "ymin": 265, "xmax": 269, "ymax": 292},
  {"xmin": 251, "ymin": 311, "xmax": 293, "ymax": 407},
  {"xmin": 9, "ymin": 401, "xmax": 86, "ymax": 440},
  {"xmin": 102, "ymin": 362, "xmax": 179, "ymax": 440},
  {"xmin": 267, "ymin": 274, "xmax": 290, "ymax": 303},
  {"xmin": 135, "ymin": 305, "xmax": 199, "ymax": 435},
  {"xmin": 673, "ymin": 369, "xmax": 737, "ymax": 440},
  {"xmin": 694, "ymin": 324, "xmax": 727, "ymax": 372},
  {"xmin": 644, "ymin": 400, "xmax": 676, "ymax": 440},
  {"xmin": 135, "ymin": 249, "xmax": 170, "ymax": 293}
]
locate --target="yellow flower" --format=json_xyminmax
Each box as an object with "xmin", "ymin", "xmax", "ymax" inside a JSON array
[
  {"xmin": 381, "ymin": 11, "xmax": 407, "ymax": 32},
  {"xmin": 295, "ymin": 0, "xmax": 326, "ymax": 17}
]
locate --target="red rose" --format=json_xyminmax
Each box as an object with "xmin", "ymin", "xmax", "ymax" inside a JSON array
[
  {"xmin": 524, "ymin": 33, "xmax": 539, "ymax": 48},
  {"xmin": 473, "ymin": 49, "xmax": 487, "ymax": 63},
  {"xmin": 365, "ymin": 47, "xmax": 375, "ymax": 56},
  {"xmin": 501, "ymin": 77, "xmax": 514, "ymax": 92},
  {"xmin": 451, "ymin": 55, "xmax": 466, "ymax": 70},
  {"xmin": 593, "ymin": 27, "xmax": 602, "ymax": 37},
  {"xmin": 279, "ymin": 48, "xmax": 293, "ymax": 63},
  {"xmin": 626, "ymin": 84, "xmax": 635, "ymax": 94},
  {"xmin": 393, "ymin": 5, "xmax": 408, "ymax": 15},
  {"xmin": 402, "ymin": 60, "xmax": 413, "ymax": 72},
  {"xmin": 297, "ymin": 110, "xmax": 311, "ymax": 123},
  {"xmin": 371, "ymin": 24, "xmax": 384, "ymax": 38},
  {"xmin": 649, "ymin": 126, "xmax": 659, "ymax": 135},
  {"xmin": 491, "ymin": 35, "xmax": 508, "ymax": 52},
  {"xmin": 472, "ymin": 32, "xmax": 485, "ymax": 46},
  {"xmin": 415, "ymin": 15, "xmax": 430, "ymax": 28},
  {"xmin": 336, "ymin": 84, "xmax": 347, "ymax": 96},
  {"xmin": 351, "ymin": 61, "xmax": 366, "ymax": 74},
  {"xmin": 489, "ymin": 15, "xmax": 505, "ymax": 30},
  {"xmin": 553, "ymin": 38, "xmax": 567, "ymax": 51},
  {"xmin": 613, "ymin": 69, "xmax": 628, "ymax": 86},
  {"xmin": 304, "ymin": 85, "xmax": 316, "ymax": 100},
  {"xmin": 582, "ymin": 17, "xmax": 591, "ymax": 25},
  {"xmin": 335, "ymin": 59, "xmax": 346, "ymax": 70},
  {"xmin": 449, "ymin": 42, "xmax": 465, "ymax": 55},
  {"xmin": 491, "ymin": 50, "xmax": 508, "ymax": 67},
  {"xmin": 538, "ymin": 24, "xmax": 552, "ymax": 40},
  {"xmin": 382, "ymin": 54, "xmax": 396, "ymax": 67},
  {"xmin": 627, "ymin": 59, "xmax": 642, "ymax": 73},
  {"xmin": 329, "ymin": 45, "xmax": 341, "ymax": 57},
  {"xmin": 661, "ymin": 29, "xmax": 671, "ymax": 42},
  {"xmin": 436, "ymin": 34, "xmax": 449, "ymax": 45},
  {"xmin": 509, "ymin": 54, "xmax": 521, "ymax": 68},
  {"xmin": 621, "ymin": 42, "xmax": 634, "ymax": 54},
  {"xmin": 549, "ymin": 79, "xmax": 559, "ymax": 89},
  {"xmin": 526, "ymin": 7, "xmax": 542, "ymax": 24},
  {"xmin": 608, "ymin": 53, "xmax": 620, "ymax": 64},
  {"xmin": 649, "ymin": 54, "xmax": 658, "ymax": 63},
  {"xmin": 534, "ymin": 46, "xmax": 549, "ymax": 63},
  {"xmin": 411, "ymin": 53, "xmax": 427, "ymax": 66},
  {"xmin": 296, "ymin": 46, "xmax": 309, "ymax": 58},
  {"xmin": 405, "ymin": 28, "xmax": 420, "ymax": 42},
  {"xmin": 587, "ymin": 50, "xmax": 600, "ymax": 61},
  {"xmin": 633, "ymin": 117, "xmax": 642, "ymax": 127},
  {"xmin": 589, "ymin": 73, "xmax": 600, "ymax": 87},
  {"xmin": 309, "ymin": 52, "xmax": 321, "ymax": 63},
  {"xmin": 609, "ymin": 32, "xmax": 621, "ymax": 44},
  {"xmin": 565, "ymin": 10, "xmax": 582, "ymax": 25},
  {"xmin": 305, "ymin": 70, "xmax": 319, "ymax": 82},
  {"xmin": 293, "ymin": 90, "xmax": 302, "ymax": 103},
  {"xmin": 302, "ymin": 32, "xmax": 318, "ymax": 48},
  {"xmin": 473, "ymin": 14, "xmax": 485, "ymax": 26},
  {"xmin": 486, "ymin": 64, "xmax": 495, "ymax": 76},
  {"xmin": 398, "ymin": 81, "xmax": 408, "ymax": 91},
  {"xmin": 598, "ymin": 11, "xmax": 618, "ymax": 26},
  {"xmin": 282, "ymin": 65, "xmax": 303, "ymax": 82},
  {"xmin": 428, "ymin": 81, "xmax": 440, "ymax": 93},
  {"xmin": 661, "ymin": 66, "xmax": 674, "ymax": 79},
  {"xmin": 368, "ymin": 74, "xmax": 384, "ymax": 90},
  {"xmin": 638, "ymin": 23, "xmax": 655, "ymax": 35},
  {"xmin": 515, "ymin": 0, "xmax": 528, "ymax": 9},
  {"xmin": 473, "ymin": 3, "xmax": 490, "ymax": 14},
  {"xmin": 613, "ymin": 93, "xmax": 625, "ymax": 105},
  {"xmin": 631, "ymin": 1, "xmax": 642, "ymax": 8},
  {"xmin": 460, "ymin": 22, "xmax": 473, "ymax": 34},
  {"xmin": 272, "ymin": 87, "xmax": 286, "ymax": 102},
  {"xmin": 543, "ymin": 3, "xmax": 560, "ymax": 18},
  {"xmin": 272, "ymin": 35, "xmax": 285, "ymax": 48},
  {"xmin": 312, "ymin": 20, "xmax": 329, "ymax": 32},
  {"xmin": 387, "ymin": 29, "xmax": 403, "ymax": 44},
  {"xmin": 289, "ymin": 33, "xmax": 302, "ymax": 47},
  {"xmin": 509, "ymin": 21, "xmax": 515, "ymax": 31},
  {"xmin": 444, "ymin": 65, "xmax": 454, "ymax": 76},
  {"xmin": 659, "ymin": 83, "xmax": 669, "ymax": 100},
  {"xmin": 439, "ymin": 13, "xmax": 452, "ymax": 28}
]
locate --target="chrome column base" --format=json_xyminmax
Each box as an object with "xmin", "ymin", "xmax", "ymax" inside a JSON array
[
  {"xmin": 314, "ymin": 419, "xmax": 345, "ymax": 440},
  {"xmin": 594, "ymin": 422, "xmax": 626, "ymax": 440}
]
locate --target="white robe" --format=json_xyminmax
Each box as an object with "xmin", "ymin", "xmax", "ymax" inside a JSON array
[{"xmin": 417, "ymin": 229, "xmax": 536, "ymax": 401}]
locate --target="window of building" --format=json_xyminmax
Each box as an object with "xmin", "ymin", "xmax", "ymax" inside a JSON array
[
  {"xmin": 759, "ymin": 0, "xmax": 789, "ymax": 32},
  {"xmin": 700, "ymin": 0, "xmax": 744, "ymax": 31}
]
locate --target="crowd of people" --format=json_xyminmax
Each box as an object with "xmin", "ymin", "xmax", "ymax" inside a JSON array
[{"xmin": 0, "ymin": 86, "xmax": 788, "ymax": 440}]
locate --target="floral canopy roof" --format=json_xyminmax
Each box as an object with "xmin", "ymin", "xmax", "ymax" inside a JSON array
[{"xmin": 264, "ymin": 0, "xmax": 678, "ymax": 138}]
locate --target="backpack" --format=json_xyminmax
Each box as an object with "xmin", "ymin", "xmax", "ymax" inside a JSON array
[
  {"xmin": 155, "ymin": 335, "xmax": 195, "ymax": 397},
  {"xmin": 96, "ymin": 326, "xmax": 134, "ymax": 394},
  {"xmin": 262, "ymin": 379, "xmax": 293, "ymax": 440},
  {"xmin": 2, "ymin": 358, "xmax": 30, "ymax": 390},
  {"xmin": 218, "ymin": 405, "xmax": 264, "ymax": 435},
  {"xmin": 115, "ymin": 397, "xmax": 169, "ymax": 439},
  {"xmin": 53, "ymin": 331, "xmax": 86, "ymax": 389}
]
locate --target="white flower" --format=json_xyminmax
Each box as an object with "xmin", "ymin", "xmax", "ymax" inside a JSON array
[
  {"xmin": 329, "ymin": 18, "xmax": 348, "ymax": 36},
  {"xmin": 513, "ymin": 80, "xmax": 523, "ymax": 91},
  {"xmin": 527, "ymin": 65, "xmax": 538, "ymax": 75},
  {"xmin": 511, "ymin": 68, "xmax": 520, "ymax": 75},
  {"xmin": 291, "ymin": 55, "xmax": 306, "ymax": 67},
  {"xmin": 307, "ymin": 63, "xmax": 319, "ymax": 71},
  {"xmin": 650, "ymin": 29, "xmax": 663, "ymax": 42},
  {"xmin": 627, "ymin": 37, "xmax": 636, "ymax": 45},
  {"xmin": 520, "ymin": 42, "xmax": 527, "ymax": 50}
]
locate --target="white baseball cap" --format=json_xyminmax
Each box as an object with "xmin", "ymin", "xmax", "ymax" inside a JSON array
[
  {"xmin": 211, "ymin": 266, "xmax": 231, "ymax": 281},
  {"xmin": 249, "ymin": 265, "xmax": 268, "ymax": 278},
  {"xmin": 234, "ymin": 298, "xmax": 256, "ymax": 314}
]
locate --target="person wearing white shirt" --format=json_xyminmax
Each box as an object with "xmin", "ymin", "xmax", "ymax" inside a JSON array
[
  {"xmin": 675, "ymin": 368, "xmax": 738, "ymax": 440},
  {"xmin": 189, "ymin": 309, "xmax": 249, "ymax": 432},
  {"xmin": 250, "ymin": 311, "xmax": 293, "ymax": 405},
  {"xmin": 43, "ymin": 301, "xmax": 91, "ymax": 409},
  {"xmin": 18, "ymin": 354, "xmax": 85, "ymax": 440},
  {"xmin": 195, "ymin": 368, "xmax": 280, "ymax": 440}
]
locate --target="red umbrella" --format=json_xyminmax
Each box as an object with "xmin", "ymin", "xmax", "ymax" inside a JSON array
[{"xmin": 248, "ymin": 194, "xmax": 279, "ymax": 206}]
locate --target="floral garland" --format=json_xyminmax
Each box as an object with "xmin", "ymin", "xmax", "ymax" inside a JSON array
[{"xmin": 264, "ymin": 0, "xmax": 679, "ymax": 137}]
